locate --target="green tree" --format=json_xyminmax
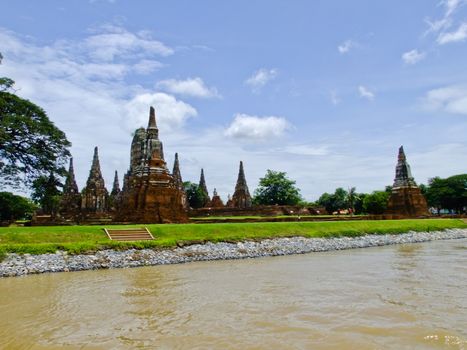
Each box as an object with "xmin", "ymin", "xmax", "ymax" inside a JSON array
[
  {"xmin": 362, "ymin": 191, "xmax": 390, "ymax": 214},
  {"xmin": 426, "ymin": 174, "xmax": 467, "ymax": 214},
  {"xmin": 0, "ymin": 191, "xmax": 37, "ymax": 223},
  {"xmin": 253, "ymin": 170, "xmax": 302, "ymax": 205},
  {"xmin": 317, "ymin": 187, "xmax": 349, "ymax": 213},
  {"xmin": 31, "ymin": 173, "xmax": 62, "ymax": 214},
  {"xmin": 0, "ymin": 53, "xmax": 71, "ymax": 187},
  {"xmin": 184, "ymin": 181, "xmax": 208, "ymax": 209}
]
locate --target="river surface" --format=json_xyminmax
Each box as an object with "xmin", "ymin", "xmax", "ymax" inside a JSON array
[{"xmin": 0, "ymin": 239, "xmax": 466, "ymax": 349}]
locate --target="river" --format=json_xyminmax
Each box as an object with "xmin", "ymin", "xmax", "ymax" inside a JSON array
[{"xmin": 0, "ymin": 238, "xmax": 466, "ymax": 349}]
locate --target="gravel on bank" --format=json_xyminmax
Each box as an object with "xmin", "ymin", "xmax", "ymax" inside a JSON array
[{"xmin": 1, "ymin": 229, "xmax": 467, "ymax": 278}]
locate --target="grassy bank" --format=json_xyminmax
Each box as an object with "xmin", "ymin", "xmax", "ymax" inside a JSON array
[{"xmin": 0, "ymin": 219, "xmax": 465, "ymax": 259}]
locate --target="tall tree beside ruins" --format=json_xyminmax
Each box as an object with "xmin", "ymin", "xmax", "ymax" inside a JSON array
[
  {"xmin": 253, "ymin": 170, "xmax": 302, "ymax": 205},
  {"xmin": 0, "ymin": 53, "xmax": 70, "ymax": 188}
]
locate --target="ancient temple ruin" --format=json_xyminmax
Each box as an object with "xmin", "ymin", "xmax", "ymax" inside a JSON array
[
  {"xmin": 81, "ymin": 147, "xmax": 109, "ymax": 213},
  {"xmin": 116, "ymin": 107, "xmax": 188, "ymax": 223},
  {"xmin": 198, "ymin": 168, "xmax": 210, "ymax": 206},
  {"xmin": 231, "ymin": 161, "xmax": 252, "ymax": 208},
  {"xmin": 385, "ymin": 146, "xmax": 429, "ymax": 217},
  {"xmin": 59, "ymin": 158, "xmax": 81, "ymax": 218},
  {"xmin": 209, "ymin": 188, "xmax": 224, "ymax": 208}
]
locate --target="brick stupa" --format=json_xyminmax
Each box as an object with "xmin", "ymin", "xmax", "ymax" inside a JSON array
[
  {"xmin": 59, "ymin": 157, "xmax": 81, "ymax": 218},
  {"xmin": 209, "ymin": 188, "xmax": 224, "ymax": 208},
  {"xmin": 232, "ymin": 161, "xmax": 252, "ymax": 208},
  {"xmin": 81, "ymin": 147, "xmax": 109, "ymax": 213},
  {"xmin": 199, "ymin": 168, "xmax": 211, "ymax": 207},
  {"xmin": 117, "ymin": 106, "xmax": 188, "ymax": 223},
  {"xmin": 386, "ymin": 146, "xmax": 429, "ymax": 218}
]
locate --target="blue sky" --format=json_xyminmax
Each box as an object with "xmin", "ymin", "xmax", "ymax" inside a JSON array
[{"xmin": 1, "ymin": 0, "xmax": 467, "ymax": 200}]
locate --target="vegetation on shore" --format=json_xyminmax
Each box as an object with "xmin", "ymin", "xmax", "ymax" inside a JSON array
[{"xmin": 0, "ymin": 219, "xmax": 465, "ymax": 260}]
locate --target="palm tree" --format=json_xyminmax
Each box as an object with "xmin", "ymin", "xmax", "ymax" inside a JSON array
[{"xmin": 347, "ymin": 187, "xmax": 358, "ymax": 216}]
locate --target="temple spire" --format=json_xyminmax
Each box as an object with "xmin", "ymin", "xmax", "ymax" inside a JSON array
[
  {"xmin": 111, "ymin": 170, "xmax": 120, "ymax": 196},
  {"xmin": 393, "ymin": 145, "xmax": 416, "ymax": 188},
  {"xmin": 199, "ymin": 168, "xmax": 210, "ymax": 205},
  {"xmin": 148, "ymin": 106, "xmax": 157, "ymax": 129},
  {"xmin": 172, "ymin": 153, "xmax": 183, "ymax": 189},
  {"xmin": 232, "ymin": 161, "xmax": 252, "ymax": 208},
  {"xmin": 398, "ymin": 145, "xmax": 406, "ymax": 162},
  {"xmin": 88, "ymin": 146, "xmax": 103, "ymax": 182},
  {"xmin": 63, "ymin": 157, "xmax": 79, "ymax": 194}
]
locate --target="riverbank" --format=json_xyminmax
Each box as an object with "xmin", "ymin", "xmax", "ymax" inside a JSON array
[{"xmin": 1, "ymin": 228, "xmax": 466, "ymax": 277}]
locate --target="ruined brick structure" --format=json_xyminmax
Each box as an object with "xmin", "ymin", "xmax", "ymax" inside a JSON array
[
  {"xmin": 109, "ymin": 170, "xmax": 121, "ymax": 212},
  {"xmin": 172, "ymin": 152, "xmax": 187, "ymax": 208},
  {"xmin": 231, "ymin": 161, "xmax": 252, "ymax": 208},
  {"xmin": 81, "ymin": 147, "xmax": 109, "ymax": 213},
  {"xmin": 58, "ymin": 157, "xmax": 81, "ymax": 218},
  {"xmin": 198, "ymin": 168, "xmax": 210, "ymax": 206},
  {"xmin": 386, "ymin": 146, "xmax": 429, "ymax": 217},
  {"xmin": 209, "ymin": 188, "xmax": 225, "ymax": 208},
  {"xmin": 116, "ymin": 107, "xmax": 188, "ymax": 223}
]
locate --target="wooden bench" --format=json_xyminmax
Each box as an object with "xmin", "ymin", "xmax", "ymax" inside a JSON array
[{"xmin": 104, "ymin": 227, "xmax": 155, "ymax": 241}]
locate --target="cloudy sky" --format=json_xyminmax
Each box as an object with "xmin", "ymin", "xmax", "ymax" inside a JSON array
[{"xmin": 1, "ymin": 0, "xmax": 467, "ymax": 201}]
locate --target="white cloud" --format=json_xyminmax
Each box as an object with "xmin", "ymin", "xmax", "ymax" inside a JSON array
[
  {"xmin": 244, "ymin": 68, "xmax": 277, "ymax": 91},
  {"xmin": 83, "ymin": 25, "xmax": 173, "ymax": 61},
  {"xmin": 156, "ymin": 77, "xmax": 220, "ymax": 98},
  {"xmin": 133, "ymin": 59, "xmax": 163, "ymax": 74},
  {"xmin": 224, "ymin": 114, "xmax": 291, "ymax": 141},
  {"xmin": 422, "ymin": 85, "xmax": 467, "ymax": 114},
  {"xmin": 402, "ymin": 49, "xmax": 426, "ymax": 64},
  {"xmin": 437, "ymin": 22, "xmax": 467, "ymax": 44},
  {"xmin": 125, "ymin": 93, "xmax": 197, "ymax": 131},
  {"xmin": 337, "ymin": 40, "xmax": 355, "ymax": 54},
  {"xmin": 358, "ymin": 85, "xmax": 375, "ymax": 100}
]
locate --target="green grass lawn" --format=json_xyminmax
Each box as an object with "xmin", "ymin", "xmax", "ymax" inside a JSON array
[
  {"xmin": 0, "ymin": 219, "xmax": 465, "ymax": 259},
  {"xmin": 189, "ymin": 215, "xmax": 337, "ymax": 220}
]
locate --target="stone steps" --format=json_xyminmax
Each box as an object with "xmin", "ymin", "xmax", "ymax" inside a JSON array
[{"xmin": 104, "ymin": 228, "xmax": 155, "ymax": 241}]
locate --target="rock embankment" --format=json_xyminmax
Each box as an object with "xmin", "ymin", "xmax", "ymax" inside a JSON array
[{"xmin": 1, "ymin": 229, "xmax": 467, "ymax": 278}]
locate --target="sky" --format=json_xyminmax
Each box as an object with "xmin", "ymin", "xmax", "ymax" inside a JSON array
[{"xmin": 1, "ymin": 0, "xmax": 467, "ymax": 201}]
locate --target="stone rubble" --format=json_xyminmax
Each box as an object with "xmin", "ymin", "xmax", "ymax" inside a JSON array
[{"xmin": 1, "ymin": 229, "xmax": 466, "ymax": 278}]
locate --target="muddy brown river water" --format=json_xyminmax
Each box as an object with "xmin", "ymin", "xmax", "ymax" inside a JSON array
[{"xmin": 0, "ymin": 238, "xmax": 466, "ymax": 349}]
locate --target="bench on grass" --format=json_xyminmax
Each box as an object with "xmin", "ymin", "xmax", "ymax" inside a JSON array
[{"xmin": 104, "ymin": 227, "xmax": 155, "ymax": 241}]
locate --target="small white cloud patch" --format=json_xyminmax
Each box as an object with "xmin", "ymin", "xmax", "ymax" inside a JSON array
[
  {"xmin": 156, "ymin": 77, "xmax": 220, "ymax": 98},
  {"xmin": 338, "ymin": 40, "xmax": 355, "ymax": 54},
  {"xmin": 358, "ymin": 85, "xmax": 375, "ymax": 100},
  {"xmin": 225, "ymin": 114, "xmax": 290, "ymax": 141},
  {"xmin": 437, "ymin": 22, "xmax": 467, "ymax": 44},
  {"xmin": 245, "ymin": 68, "xmax": 278, "ymax": 91},
  {"xmin": 402, "ymin": 49, "xmax": 426, "ymax": 64},
  {"xmin": 422, "ymin": 85, "xmax": 467, "ymax": 115}
]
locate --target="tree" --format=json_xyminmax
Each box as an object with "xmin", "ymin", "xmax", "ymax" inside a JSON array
[
  {"xmin": 0, "ymin": 191, "xmax": 37, "ymax": 223},
  {"xmin": 362, "ymin": 191, "xmax": 390, "ymax": 214},
  {"xmin": 253, "ymin": 170, "xmax": 302, "ymax": 205},
  {"xmin": 317, "ymin": 187, "xmax": 349, "ymax": 213},
  {"xmin": 426, "ymin": 174, "xmax": 467, "ymax": 214},
  {"xmin": 346, "ymin": 187, "xmax": 359, "ymax": 215},
  {"xmin": 184, "ymin": 181, "xmax": 208, "ymax": 209},
  {"xmin": 31, "ymin": 173, "xmax": 62, "ymax": 214},
  {"xmin": 0, "ymin": 53, "xmax": 71, "ymax": 187}
]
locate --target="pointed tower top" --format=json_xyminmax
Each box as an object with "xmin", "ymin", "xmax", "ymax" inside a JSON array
[
  {"xmin": 398, "ymin": 145, "xmax": 406, "ymax": 162},
  {"xmin": 148, "ymin": 106, "xmax": 157, "ymax": 129},
  {"xmin": 199, "ymin": 168, "xmax": 209, "ymax": 198},
  {"xmin": 232, "ymin": 160, "xmax": 252, "ymax": 208},
  {"xmin": 213, "ymin": 188, "xmax": 218, "ymax": 196},
  {"xmin": 172, "ymin": 152, "xmax": 183, "ymax": 189},
  {"xmin": 393, "ymin": 146, "xmax": 416, "ymax": 188},
  {"xmin": 63, "ymin": 157, "xmax": 79, "ymax": 194},
  {"xmin": 86, "ymin": 146, "xmax": 105, "ymax": 188},
  {"xmin": 91, "ymin": 146, "xmax": 101, "ymax": 173},
  {"xmin": 111, "ymin": 170, "xmax": 120, "ymax": 196}
]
